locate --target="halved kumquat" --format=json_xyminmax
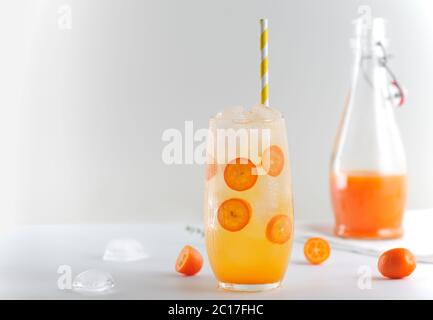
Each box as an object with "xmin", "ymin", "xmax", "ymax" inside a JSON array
[
  {"xmin": 304, "ymin": 237, "xmax": 330, "ymax": 265},
  {"xmin": 266, "ymin": 214, "xmax": 292, "ymax": 244},
  {"xmin": 176, "ymin": 245, "xmax": 203, "ymax": 276},
  {"xmin": 218, "ymin": 198, "xmax": 252, "ymax": 232},
  {"xmin": 224, "ymin": 158, "xmax": 258, "ymax": 191},
  {"xmin": 262, "ymin": 145, "xmax": 285, "ymax": 177}
]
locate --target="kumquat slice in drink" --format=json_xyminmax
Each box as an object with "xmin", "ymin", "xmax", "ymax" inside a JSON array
[
  {"xmin": 218, "ymin": 198, "xmax": 252, "ymax": 232},
  {"xmin": 224, "ymin": 158, "xmax": 258, "ymax": 191},
  {"xmin": 266, "ymin": 215, "xmax": 292, "ymax": 244},
  {"xmin": 262, "ymin": 145, "xmax": 285, "ymax": 177},
  {"xmin": 206, "ymin": 156, "xmax": 217, "ymax": 181}
]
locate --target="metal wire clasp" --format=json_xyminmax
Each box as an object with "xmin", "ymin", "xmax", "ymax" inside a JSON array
[{"xmin": 376, "ymin": 42, "xmax": 406, "ymax": 107}]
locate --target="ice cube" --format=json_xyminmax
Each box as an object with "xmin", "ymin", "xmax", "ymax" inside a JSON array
[
  {"xmin": 219, "ymin": 106, "xmax": 245, "ymax": 119},
  {"xmin": 72, "ymin": 269, "xmax": 115, "ymax": 295},
  {"xmin": 216, "ymin": 106, "xmax": 251, "ymax": 123},
  {"xmin": 215, "ymin": 105, "xmax": 281, "ymax": 124},
  {"xmin": 103, "ymin": 238, "xmax": 149, "ymax": 262},
  {"xmin": 250, "ymin": 105, "xmax": 282, "ymax": 121}
]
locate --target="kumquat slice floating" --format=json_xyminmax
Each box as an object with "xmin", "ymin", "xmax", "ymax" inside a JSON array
[
  {"xmin": 176, "ymin": 245, "xmax": 203, "ymax": 276},
  {"xmin": 218, "ymin": 198, "xmax": 252, "ymax": 232},
  {"xmin": 304, "ymin": 237, "xmax": 331, "ymax": 265},
  {"xmin": 224, "ymin": 158, "xmax": 258, "ymax": 191},
  {"xmin": 266, "ymin": 215, "xmax": 292, "ymax": 244},
  {"xmin": 261, "ymin": 145, "xmax": 285, "ymax": 177},
  {"xmin": 205, "ymin": 156, "xmax": 217, "ymax": 181}
]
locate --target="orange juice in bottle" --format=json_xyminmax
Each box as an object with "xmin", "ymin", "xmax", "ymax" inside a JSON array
[
  {"xmin": 330, "ymin": 18, "xmax": 407, "ymax": 239},
  {"xmin": 331, "ymin": 171, "xmax": 406, "ymax": 238}
]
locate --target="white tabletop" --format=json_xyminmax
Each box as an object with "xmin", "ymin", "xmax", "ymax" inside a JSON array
[{"xmin": 0, "ymin": 223, "xmax": 432, "ymax": 300}]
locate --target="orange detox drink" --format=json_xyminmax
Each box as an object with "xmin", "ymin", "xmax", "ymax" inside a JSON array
[
  {"xmin": 204, "ymin": 106, "xmax": 294, "ymax": 292},
  {"xmin": 331, "ymin": 171, "xmax": 407, "ymax": 239}
]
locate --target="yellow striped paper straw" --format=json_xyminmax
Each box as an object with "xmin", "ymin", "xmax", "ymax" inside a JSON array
[{"xmin": 260, "ymin": 18, "xmax": 269, "ymax": 106}]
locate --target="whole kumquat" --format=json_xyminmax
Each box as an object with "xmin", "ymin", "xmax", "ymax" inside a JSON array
[{"xmin": 378, "ymin": 248, "xmax": 416, "ymax": 279}]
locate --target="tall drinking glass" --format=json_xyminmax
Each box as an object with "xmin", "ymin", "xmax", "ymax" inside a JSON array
[{"xmin": 204, "ymin": 105, "xmax": 294, "ymax": 292}]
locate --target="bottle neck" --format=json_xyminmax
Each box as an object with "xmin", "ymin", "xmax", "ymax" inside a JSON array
[
  {"xmin": 355, "ymin": 37, "xmax": 386, "ymax": 63},
  {"xmin": 352, "ymin": 37, "xmax": 390, "ymax": 89}
]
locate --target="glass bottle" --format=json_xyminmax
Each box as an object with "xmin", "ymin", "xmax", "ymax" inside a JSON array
[{"xmin": 330, "ymin": 18, "xmax": 407, "ymax": 239}]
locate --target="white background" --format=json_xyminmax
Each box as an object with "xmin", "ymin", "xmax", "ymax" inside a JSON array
[{"xmin": 1, "ymin": 0, "xmax": 433, "ymax": 225}]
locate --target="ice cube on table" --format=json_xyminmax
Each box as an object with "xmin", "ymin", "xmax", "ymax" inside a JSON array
[
  {"xmin": 72, "ymin": 269, "xmax": 115, "ymax": 295},
  {"xmin": 103, "ymin": 238, "xmax": 149, "ymax": 262}
]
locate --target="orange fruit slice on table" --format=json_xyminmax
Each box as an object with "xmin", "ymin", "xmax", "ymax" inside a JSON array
[
  {"xmin": 218, "ymin": 198, "xmax": 252, "ymax": 232},
  {"xmin": 266, "ymin": 214, "xmax": 292, "ymax": 244},
  {"xmin": 205, "ymin": 156, "xmax": 217, "ymax": 181},
  {"xmin": 176, "ymin": 245, "xmax": 203, "ymax": 276},
  {"xmin": 224, "ymin": 158, "xmax": 258, "ymax": 191},
  {"xmin": 304, "ymin": 237, "xmax": 331, "ymax": 265},
  {"xmin": 378, "ymin": 248, "xmax": 416, "ymax": 279},
  {"xmin": 262, "ymin": 145, "xmax": 285, "ymax": 177}
]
